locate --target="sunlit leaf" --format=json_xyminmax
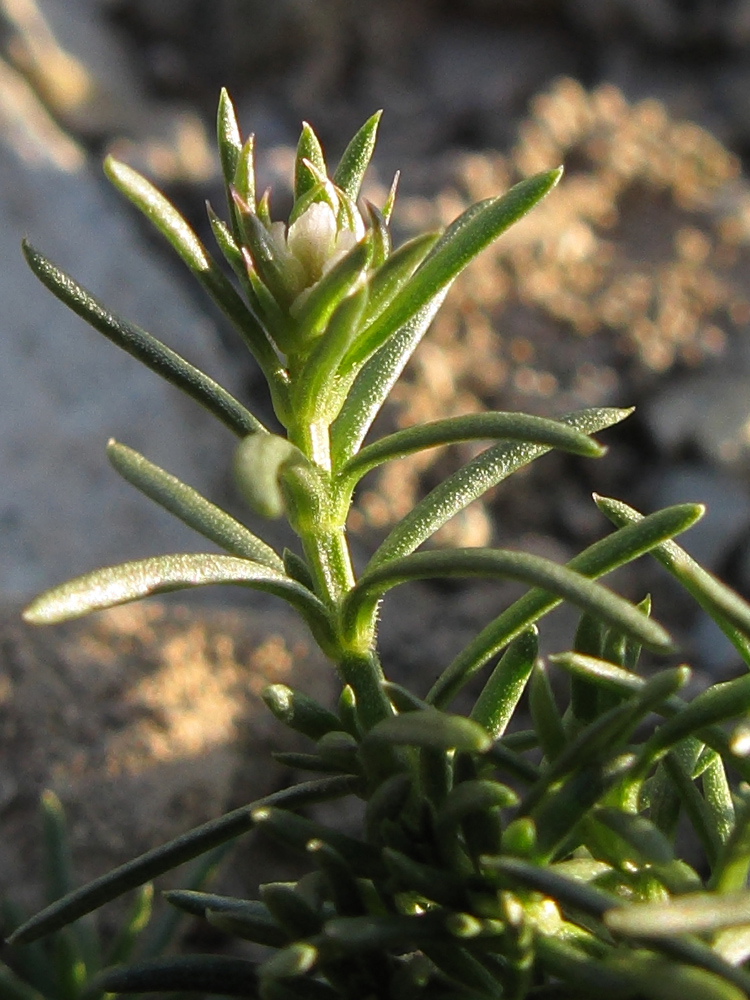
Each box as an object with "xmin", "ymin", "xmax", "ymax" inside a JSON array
[{"xmin": 22, "ymin": 241, "xmax": 264, "ymax": 438}]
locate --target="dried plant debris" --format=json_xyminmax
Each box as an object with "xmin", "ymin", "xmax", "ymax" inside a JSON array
[{"xmin": 353, "ymin": 78, "xmax": 750, "ymax": 545}]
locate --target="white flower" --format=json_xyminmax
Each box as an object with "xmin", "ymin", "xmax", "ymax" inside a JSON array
[{"xmin": 270, "ymin": 199, "xmax": 366, "ymax": 306}]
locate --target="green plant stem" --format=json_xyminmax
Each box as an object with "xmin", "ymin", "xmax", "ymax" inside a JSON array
[
  {"xmin": 337, "ymin": 649, "xmax": 392, "ymax": 731},
  {"xmin": 302, "ymin": 526, "xmax": 356, "ymax": 610}
]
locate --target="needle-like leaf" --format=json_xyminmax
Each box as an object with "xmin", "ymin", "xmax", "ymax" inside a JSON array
[
  {"xmin": 596, "ymin": 495, "xmax": 750, "ymax": 663},
  {"xmin": 340, "ymin": 411, "xmax": 605, "ymax": 487},
  {"xmin": 107, "ymin": 441, "xmax": 283, "ymax": 569},
  {"xmin": 342, "ymin": 168, "xmax": 563, "ymax": 370},
  {"xmin": 22, "ymin": 241, "xmax": 264, "ymax": 438},
  {"xmin": 90, "ymin": 955, "xmax": 259, "ymax": 996},
  {"xmin": 346, "ymin": 548, "xmax": 673, "ymax": 654},
  {"xmin": 7, "ymin": 777, "xmax": 356, "ymax": 945},
  {"xmin": 427, "ymin": 499, "xmax": 702, "ymax": 708},
  {"xmin": 103, "ymin": 157, "xmax": 282, "ymax": 384},
  {"xmin": 332, "ymin": 111, "xmax": 382, "ymax": 201},
  {"xmin": 369, "ymin": 407, "xmax": 632, "ymax": 572},
  {"xmin": 22, "ymin": 554, "xmax": 335, "ymax": 653}
]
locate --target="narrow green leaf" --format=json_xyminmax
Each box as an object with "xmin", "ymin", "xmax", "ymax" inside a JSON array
[
  {"xmin": 703, "ymin": 754, "xmax": 735, "ymax": 847},
  {"xmin": 107, "ymin": 441, "xmax": 282, "ymax": 569},
  {"xmin": 165, "ymin": 892, "xmax": 286, "ymax": 948},
  {"xmin": 361, "ymin": 230, "xmax": 441, "ymax": 329},
  {"xmin": 131, "ymin": 843, "xmax": 231, "ymax": 962},
  {"xmin": 485, "ymin": 856, "xmax": 616, "ymax": 919},
  {"xmin": 261, "ymin": 942, "xmax": 317, "ymax": 980},
  {"xmin": 291, "ymin": 240, "xmax": 370, "ymax": 346},
  {"xmin": 346, "ymin": 548, "xmax": 673, "ymax": 653},
  {"xmin": 308, "ymin": 839, "xmax": 364, "ymax": 917},
  {"xmin": 662, "ymin": 752, "xmax": 720, "ymax": 868},
  {"xmin": 606, "ymin": 891, "xmax": 750, "ymax": 938},
  {"xmin": 22, "ymin": 554, "xmax": 335, "ymax": 651},
  {"xmin": 0, "ymin": 964, "xmax": 46, "ymax": 1000},
  {"xmin": 294, "ymin": 286, "xmax": 369, "ymax": 421},
  {"xmin": 262, "ymin": 684, "xmax": 341, "ymax": 741},
  {"xmin": 364, "ymin": 708, "xmax": 491, "ymax": 753},
  {"xmin": 251, "ymin": 808, "xmax": 380, "ymax": 878},
  {"xmin": 381, "ymin": 680, "xmax": 428, "ymax": 713},
  {"xmin": 330, "ymin": 288, "xmax": 450, "ymax": 464},
  {"xmin": 271, "ymin": 752, "xmax": 340, "ymax": 773},
  {"xmin": 40, "ymin": 792, "xmax": 100, "ymax": 976},
  {"xmin": 594, "ymin": 808, "xmax": 674, "ymax": 866},
  {"xmin": 331, "ymin": 173, "xmax": 564, "ymax": 466},
  {"xmin": 323, "ymin": 913, "xmax": 443, "ymax": 952},
  {"xmin": 570, "ymin": 613, "xmax": 606, "ymax": 727},
  {"xmin": 711, "ymin": 788, "xmax": 750, "ymax": 893},
  {"xmin": 596, "ymin": 495, "xmax": 750, "ymax": 664},
  {"xmin": 523, "ymin": 668, "xmax": 688, "ymax": 817},
  {"xmin": 295, "ymin": 123, "xmax": 327, "ymax": 202},
  {"xmin": 549, "ymin": 650, "xmax": 645, "ymax": 694},
  {"xmin": 343, "ymin": 168, "xmax": 563, "ymax": 368},
  {"xmin": 40, "ymin": 790, "xmax": 73, "ymax": 904},
  {"xmin": 550, "ymin": 652, "xmax": 750, "ymax": 787},
  {"xmin": 365, "ymin": 200, "xmax": 391, "ymax": 267},
  {"xmin": 234, "ymin": 135, "xmax": 256, "ymax": 206},
  {"xmin": 530, "ymin": 755, "xmax": 636, "ymax": 859},
  {"xmin": 217, "ymin": 87, "xmax": 242, "ymax": 230},
  {"xmin": 635, "ymin": 674, "xmax": 750, "ymax": 777},
  {"xmin": 338, "ymin": 685, "xmax": 361, "ymax": 738},
  {"xmin": 241, "ymin": 245, "xmax": 295, "ymax": 351},
  {"xmin": 8, "ymin": 776, "xmax": 355, "ymax": 945},
  {"xmin": 364, "ymin": 773, "xmax": 412, "ymax": 844},
  {"xmin": 90, "ymin": 955, "xmax": 258, "ymax": 995},
  {"xmin": 260, "ymin": 882, "xmax": 322, "ymax": 939},
  {"xmin": 235, "ymin": 201, "xmax": 302, "ymax": 307},
  {"xmin": 427, "ymin": 498, "xmax": 702, "ymax": 708},
  {"xmin": 529, "ymin": 661, "xmax": 566, "ymax": 759},
  {"xmin": 22, "ymin": 241, "xmax": 265, "ymax": 438},
  {"xmin": 103, "ymin": 157, "xmax": 282, "ymax": 380},
  {"xmin": 471, "ymin": 627, "xmax": 538, "ymax": 738},
  {"xmin": 207, "ymin": 201, "xmax": 248, "ymax": 277},
  {"xmin": 436, "ymin": 780, "xmax": 518, "ymax": 834},
  {"xmin": 370, "ymin": 407, "xmax": 633, "ymax": 574},
  {"xmin": 340, "ymin": 412, "xmax": 605, "ymax": 487},
  {"xmin": 217, "ymin": 88, "xmax": 241, "ymax": 183},
  {"xmin": 383, "ymin": 849, "xmax": 469, "ymax": 911},
  {"xmin": 332, "ymin": 111, "xmax": 381, "ymax": 201},
  {"xmin": 282, "ymin": 548, "xmax": 315, "ymax": 590},
  {"xmin": 105, "ymin": 883, "xmax": 154, "ymax": 966}
]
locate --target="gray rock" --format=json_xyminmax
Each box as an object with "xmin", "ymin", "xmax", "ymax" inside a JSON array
[
  {"xmin": 644, "ymin": 371, "xmax": 750, "ymax": 470},
  {"xmin": 566, "ymin": 0, "xmax": 735, "ymax": 47},
  {"xmin": 423, "ymin": 23, "xmax": 575, "ymax": 148},
  {"xmin": 645, "ymin": 464, "xmax": 750, "ymax": 570},
  {"xmin": 0, "ymin": 58, "xmax": 254, "ymax": 599},
  {"xmin": 690, "ymin": 612, "xmax": 741, "ymax": 676}
]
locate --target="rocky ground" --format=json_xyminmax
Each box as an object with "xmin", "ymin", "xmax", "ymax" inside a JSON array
[{"xmin": 4, "ymin": 0, "xmax": 750, "ymax": 951}]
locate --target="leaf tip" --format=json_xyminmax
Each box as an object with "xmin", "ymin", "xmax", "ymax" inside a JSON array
[{"xmin": 21, "ymin": 598, "xmax": 46, "ymax": 625}]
